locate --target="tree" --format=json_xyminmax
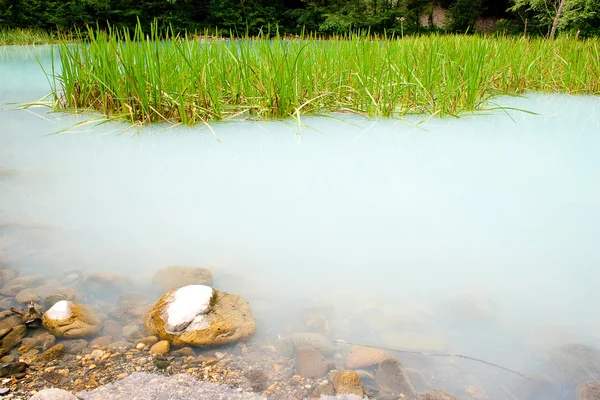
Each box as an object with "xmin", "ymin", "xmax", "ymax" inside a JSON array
[{"xmin": 508, "ymin": 0, "xmax": 600, "ymax": 38}]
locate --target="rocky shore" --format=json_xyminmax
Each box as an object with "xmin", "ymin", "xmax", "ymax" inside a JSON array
[{"xmin": 1, "ymin": 257, "xmax": 600, "ymax": 400}]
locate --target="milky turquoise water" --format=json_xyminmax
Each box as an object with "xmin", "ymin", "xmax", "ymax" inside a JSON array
[{"xmin": 1, "ymin": 45, "xmax": 600, "ymax": 395}]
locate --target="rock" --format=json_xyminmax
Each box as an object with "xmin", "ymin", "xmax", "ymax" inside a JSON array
[
  {"xmin": 313, "ymin": 384, "xmax": 336, "ymax": 397},
  {"xmin": 14, "ymin": 288, "xmax": 40, "ymax": 304},
  {"xmin": 31, "ymin": 331, "xmax": 56, "ymax": 350},
  {"xmin": 100, "ymin": 320, "xmax": 123, "ymax": 339},
  {"xmin": 333, "ymin": 370, "xmax": 364, "ymax": 396},
  {"xmin": 406, "ymin": 368, "xmax": 432, "ymax": 391},
  {"xmin": 0, "ymin": 268, "xmax": 19, "ymax": 288},
  {"xmin": 0, "ymin": 361, "xmax": 27, "ymax": 378},
  {"xmin": 152, "ymin": 266, "xmax": 213, "ymax": 293},
  {"xmin": 113, "ymin": 292, "xmax": 153, "ymax": 321},
  {"xmin": 375, "ymin": 358, "xmax": 417, "ymax": 399},
  {"xmin": 548, "ymin": 344, "xmax": 600, "ymax": 384},
  {"xmin": 149, "ymin": 340, "xmax": 170, "ymax": 355},
  {"xmin": 0, "ymin": 275, "xmax": 44, "ymax": 297},
  {"xmin": 243, "ymin": 369, "xmax": 268, "ymax": 392},
  {"xmin": 44, "ymin": 294, "xmax": 69, "ymax": 310},
  {"xmin": 509, "ymin": 373, "xmax": 555, "ymax": 399},
  {"xmin": 21, "ymin": 338, "xmax": 38, "ymax": 351},
  {"xmin": 30, "ymin": 388, "xmax": 78, "ymax": 400},
  {"xmin": 285, "ymin": 332, "xmax": 334, "ymax": 355},
  {"xmin": 90, "ymin": 336, "xmax": 113, "ymax": 348},
  {"xmin": 577, "ymin": 382, "xmax": 600, "ymax": 400},
  {"xmin": 294, "ymin": 346, "xmax": 329, "ymax": 378},
  {"xmin": 85, "ymin": 271, "xmax": 130, "ymax": 295},
  {"xmin": 418, "ymin": 390, "xmax": 457, "ymax": 400},
  {"xmin": 107, "ymin": 341, "xmax": 134, "ymax": 350},
  {"xmin": 35, "ymin": 284, "xmax": 81, "ymax": 302},
  {"xmin": 0, "ymin": 324, "xmax": 26, "ymax": 353},
  {"xmin": 143, "ymin": 285, "xmax": 256, "ymax": 347},
  {"xmin": 35, "ymin": 344, "xmax": 65, "ymax": 363},
  {"xmin": 171, "ymin": 346, "xmax": 195, "ymax": 357},
  {"xmin": 122, "ymin": 325, "xmax": 143, "ymax": 341},
  {"xmin": 0, "ymin": 310, "xmax": 22, "ymax": 331},
  {"xmin": 0, "ymin": 297, "xmax": 12, "ymax": 309},
  {"xmin": 89, "ymin": 349, "xmax": 104, "ymax": 359},
  {"xmin": 62, "ymin": 339, "xmax": 89, "ymax": 354},
  {"xmin": 135, "ymin": 336, "xmax": 159, "ymax": 347},
  {"xmin": 346, "ymin": 345, "xmax": 392, "ymax": 369},
  {"xmin": 42, "ymin": 301, "xmax": 101, "ymax": 338}
]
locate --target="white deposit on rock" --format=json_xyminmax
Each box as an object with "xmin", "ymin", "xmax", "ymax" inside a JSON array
[
  {"xmin": 144, "ymin": 285, "xmax": 256, "ymax": 347},
  {"xmin": 42, "ymin": 301, "xmax": 102, "ymax": 338},
  {"xmin": 164, "ymin": 285, "xmax": 214, "ymax": 334}
]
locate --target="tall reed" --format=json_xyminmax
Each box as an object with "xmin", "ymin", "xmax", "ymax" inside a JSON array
[{"xmin": 51, "ymin": 25, "xmax": 600, "ymax": 125}]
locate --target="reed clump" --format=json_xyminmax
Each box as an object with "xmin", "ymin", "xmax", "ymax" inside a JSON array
[
  {"xmin": 50, "ymin": 24, "xmax": 600, "ymax": 125},
  {"xmin": 0, "ymin": 28, "xmax": 58, "ymax": 46}
]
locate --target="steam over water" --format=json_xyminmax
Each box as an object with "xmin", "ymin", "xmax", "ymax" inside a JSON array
[{"xmin": 2, "ymin": 45, "xmax": 600, "ymax": 398}]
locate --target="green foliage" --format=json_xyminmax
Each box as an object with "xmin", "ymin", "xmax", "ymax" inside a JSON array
[
  {"xmin": 447, "ymin": 0, "xmax": 483, "ymax": 32},
  {"xmin": 508, "ymin": 0, "xmax": 600, "ymax": 37},
  {"xmin": 51, "ymin": 23, "xmax": 600, "ymax": 127}
]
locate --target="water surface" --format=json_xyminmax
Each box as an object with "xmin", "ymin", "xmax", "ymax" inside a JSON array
[{"xmin": 1, "ymin": 45, "xmax": 600, "ymax": 398}]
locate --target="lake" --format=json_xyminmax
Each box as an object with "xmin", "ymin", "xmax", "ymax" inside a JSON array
[{"xmin": 1, "ymin": 45, "xmax": 599, "ymax": 398}]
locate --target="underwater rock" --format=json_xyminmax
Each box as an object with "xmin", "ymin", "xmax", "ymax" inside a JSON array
[
  {"xmin": 152, "ymin": 266, "xmax": 213, "ymax": 293},
  {"xmin": 285, "ymin": 332, "xmax": 334, "ymax": 355},
  {"xmin": 0, "ymin": 361, "xmax": 27, "ymax": 378},
  {"xmin": 294, "ymin": 345, "xmax": 330, "ymax": 378},
  {"xmin": 0, "ymin": 275, "xmax": 44, "ymax": 297},
  {"xmin": 333, "ymin": 370, "xmax": 364, "ymax": 396},
  {"xmin": 14, "ymin": 288, "xmax": 40, "ymax": 304},
  {"xmin": 576, "ymin": 381, "xmax": 600, "ymax": 400},
  {"xmin": 418, "ymin": 390, "xmax": 457, "ymax": 400},
  {"xmin": 42, "ymin": 301, "xmax": 101, "ymax": 338},
  {"xmin": 149, "ymin": 340, "xmax": 170, "ymax": 355},
  {"xmin": 375, "ymin": 358, "xmax": 417, "ymax": 399},
  {"xmin": 548, "ymin": 343, "xmax": 600, "ymax": 384},
  {"xmin": 346, "ymin": 345, "xmax": 392, "ymax": 369},
  {"xmin": 85, "ymin": 271, "xmax": 130, "ymax": 296},
  {"xmin": 143, "ymin": 285, "xmax": 256, "ymax": 347},
  {"xmin": 35, "ymin": 343, "xmax": 65, "ymax": 363},
  {"xmin": 61, "ymin": 339, "xmax": 89, "ymax": 354},
  {"xmin": 406, "ymin": 368, "xmax": 433, "ymax": 392},
  {"xmin": 0, "ymin": 324, "xmax": 26, "ymax": 355},
  {"xmin": 0, "ymin": 310, "xmax": 23, "ymax": 331},
  {"xmin": 0, "ymin": 268, "xmax": 19, "ymax": 289}
]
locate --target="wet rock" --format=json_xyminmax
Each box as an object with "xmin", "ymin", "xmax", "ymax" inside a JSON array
[
  {"xmin": 285, "ymin": 332, "xmax": 334, "ymax": 355},
  {"xmin": 0, "ymin": 268, "xmax": 19, "ymax": 288},
  {"xmin": 333, "ymin": 370, "xmax": 364, "ymax": 396},
  {"xmin": 171, "ymin": 346, "xmax": 195, "ymax": 357},
  {"xmin": 0, "ymin": 297, "xmax": 12, "ymax": 309},
  {"xmin": 60, "ymin": 269, "xmax": 85, "ymax": 285},
  {"xmin": 89, "ymin": 336, "xmax": 113, "ymax": 348},
  {"xmin": 42, "ymin": 300, "xmax": 101, "ymax": 338},
  {"xmin": 154, "ymin": 355, "xmax": 171, "ymax": 370},
  {"xmin": 31, "ymin": 331, "xmax": 56, "ymax": 350},
  {"xmin": 21, "ymin": 337, "xmax": 38, "ymax": 351},
  {"xmin": 294, "ymin": 345, "xmax": 329, "ymax": 378},
  {"xmin": 143, "ymin": 285, "xmax": 256, "ymax": 347},
  {"xmin": 375, "ymin": 358, "xmax": 417, "ymax": 399},
  {"xmin": 243, "ymin": 369, "xmax": 268, "ymax": 392},
  {"xmin": 14, "ymin": 288, "xmax": 40, "ymax": 304},
  {"xmin": 85, "ymin": 271, "xmax": 130, "ymax": 296},
  {"xmin": 107, "ymin": 341, "xmax": 134, "ymax": 350},
  {"xmin": 152, "ymin": 266, "xmax": 213, "ymax": 293},
  {"xmin": 548, "ymin": 344, "xmax": 600, "ymax": 384},
  {"xmin": 406, "ymin": 368, "xmax": 432, "ymax": 391},
  {"xmin": 418, "ymin": 390, "xmax": 457, "ymax": 400},
  {"xmin": 0, "ymin": 275, "xmax": 44, "ymax": 297},
  {"xmin": 62, "ymin": 339, "xmax": 89, "ymax": 354},
  {"xmin": 576, "ymin": 381, "xmax": 600, "ymax": 400},
  {"xmin": 0, "ymin": 324, "xmax": 26, "ymax": 354},
  {"xmin": 122, "ymin": 324, "xmax": 144, "ymax": 341},
  {"xmin": 35, "ymin": 344, "xmax": 65, "ymax": 363},
  {"xmin": 113, "ymin": 292, "xmax": 153, "ymax": 321},
  {"xmin": 30, "ymin": 388, "xmax": 78, "ymax": 400},
  {"xmin": 346, "ymin": 345, "xmax": 392, "ymax": 369},
  {"xmin": 0, "ymin": 310, "xmax": 22, "ymax": 331},
  {"xmin": 100, "ymin": 320, "xmax": 123, "ymax": 339},
  {"xmin": 273, "ymin": 339, "xmax": 294, "ymax": 358},
  {"xmin": 149, "ymin": 340, "xmax": 170, "ymax": 355},
  {"xmin": 313, "ymin": 383, "xmax": 336, "ymax": 397},
  {"xmin": 0, "ymin": 361, "xmax": 27, "ymax": 378},
  {"xmin": 135, "ymin": 336, "xmax": 159, "ymax": 347},
  {"xmin": 35, "ymin": 284, "xmax": 81, "ymax": 302}
]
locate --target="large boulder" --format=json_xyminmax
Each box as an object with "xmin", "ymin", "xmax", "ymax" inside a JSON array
[
  {"xmin": 152, "ymin": 266, "xmax": 213, "ymax": 293},
  {"xmin": 375, "ymin": 358, "xmax": 417, "ymax": 399},
  {"xmin": 143, "ymin": 285, "xmax": 255, "ymax": 347},
  {"xmin": 42, "ymin": 301, "xmax": 102, "ymax": 338}
]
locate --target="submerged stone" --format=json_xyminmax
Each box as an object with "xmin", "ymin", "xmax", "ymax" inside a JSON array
[{"xmin": 152, "ymin": 266, "xmax": 213, "ymax": 293}]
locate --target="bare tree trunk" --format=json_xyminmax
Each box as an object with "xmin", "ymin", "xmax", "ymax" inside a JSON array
[{"xmin": 549, "ymin": 0, "xmax": 567, "ymax": 39}]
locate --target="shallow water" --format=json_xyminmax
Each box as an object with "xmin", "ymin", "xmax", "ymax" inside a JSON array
[{"xmin": 1, "ymin": 45, "xmax": 600, "ymax": 398}]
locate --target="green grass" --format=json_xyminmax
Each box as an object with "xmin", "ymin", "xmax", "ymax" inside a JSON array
[
  {"xmin": 49, "ymin": 24, "xmax": 600, "ymax": 126},
  {"xmin": 0, "ymin": 28, "xmax": 59, "ymax": 46}
]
